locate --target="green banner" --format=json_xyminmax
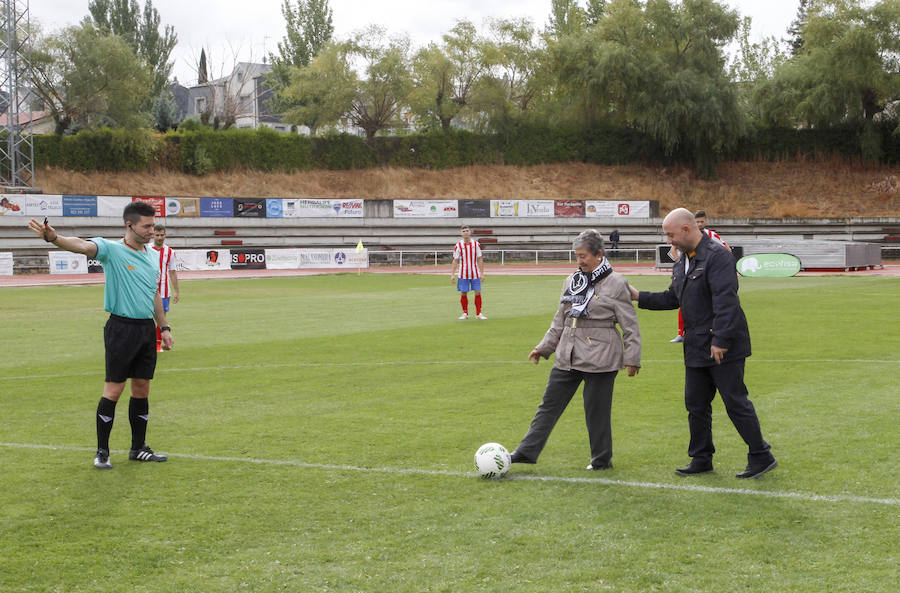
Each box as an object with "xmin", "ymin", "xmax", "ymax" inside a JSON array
[{"xmin": 737, "ymin": 253, "xmax": 801, "ymax": 277}]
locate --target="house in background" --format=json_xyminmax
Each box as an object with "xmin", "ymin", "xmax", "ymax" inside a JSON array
[
  {"xmin": 185, "ymin": 62, "xmax": 288, "ymax": 131},
  {"xmin": 0, "ymin": 111, "xmax": 54, "ymax": 135}
]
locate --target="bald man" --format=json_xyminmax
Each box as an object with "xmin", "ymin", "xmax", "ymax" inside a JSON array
[{"xmin": 628, "ymin": 208, "xmax": 777, "ymax": 479}]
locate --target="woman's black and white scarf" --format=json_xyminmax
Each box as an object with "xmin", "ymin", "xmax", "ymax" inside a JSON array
[{"xmin": 561, "ymin": 257, "xmax": 613, "ymax": 317}]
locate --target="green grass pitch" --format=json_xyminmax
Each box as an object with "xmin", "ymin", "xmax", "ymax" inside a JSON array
[{"xmin": 1, "ymin": 273, "xmax": 897, "ymax": 592}]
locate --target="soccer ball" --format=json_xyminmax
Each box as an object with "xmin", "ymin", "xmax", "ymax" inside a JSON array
[{"xmin": 474, "ymin": 442, "xmax": 511, "ymax": 479}]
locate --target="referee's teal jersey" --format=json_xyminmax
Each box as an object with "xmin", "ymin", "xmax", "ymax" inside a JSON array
[{"xmin": 91, "ymin": 238, "xmax": 160, "ymax": 319}]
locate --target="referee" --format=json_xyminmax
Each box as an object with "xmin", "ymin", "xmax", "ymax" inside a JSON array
[{"xmin": 28, "ymin": 202, "xmax": 174, "ymax": 469}]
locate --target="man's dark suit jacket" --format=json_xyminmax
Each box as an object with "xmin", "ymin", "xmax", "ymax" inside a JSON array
[{"xmin": 639, "ymin": 233, "xmax": 751, "ymax": 367}]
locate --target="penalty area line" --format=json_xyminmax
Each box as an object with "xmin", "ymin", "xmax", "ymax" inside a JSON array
[{"xmin": 1, "ymin": 442, "xmax": 897, "ymax": 507}]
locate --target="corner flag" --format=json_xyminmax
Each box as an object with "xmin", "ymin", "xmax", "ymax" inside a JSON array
[{"xmin": 356, "ymin": 239, "xmax": 364, "ymax": 253}]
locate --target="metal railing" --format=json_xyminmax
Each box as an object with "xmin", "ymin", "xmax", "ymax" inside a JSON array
[{"xmin": 367, "ymin": 248, "xmax": 659, "ymax": 267}]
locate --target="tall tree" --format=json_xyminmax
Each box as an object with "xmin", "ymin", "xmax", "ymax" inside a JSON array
[
  {"xmin": 346, "ymin": 27, "xmax": 413, "ymax": 142},
  {"xmin": 549, "ymin": 0, "xmax": 586, "ymax": 38},
  {"xmin": 554, "ymin": 0, "xmax": 744, "ymax": 177},
  {"xmin": 280, "ymin": 42, "xmax": 357, "ymax": 135},
  {"xmin": 88, "ymin": 0, "xmax": 177, "ymax": 97},
  {"xmin": 757, "ymin": 0, "xmax": 900, "ymax": 159},
  {"xmin": 29, "ymin": 22, "xmax": 152, "ymax": 134},
  {"xmin": 198, "ymin": 48, "xmax": 208, "ymax": 84},
  {"xmin": 785, "ymin": 0, "xmax": 812, "ymax": 55},
  {"xmin": 267, "ymin": 0, "xmax": 334, "ymax": 120}
]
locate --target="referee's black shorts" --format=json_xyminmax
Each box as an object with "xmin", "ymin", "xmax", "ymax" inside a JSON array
[{"xmin": 104, "ymin": 314, "xmax": 157, "ymax": 383}]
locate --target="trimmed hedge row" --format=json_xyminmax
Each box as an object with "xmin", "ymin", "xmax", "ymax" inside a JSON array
[{"xmin": 31, "ymin": 122, "xmax": 899, "ymax": 174}]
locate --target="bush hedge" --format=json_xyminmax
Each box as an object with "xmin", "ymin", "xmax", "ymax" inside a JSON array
[{"xmin": 29, "ymin": 121, "xmax": 900, "ymax": 174}]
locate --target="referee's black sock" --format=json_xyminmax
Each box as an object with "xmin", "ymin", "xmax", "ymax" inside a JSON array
[
  {"xmin": 96, "ymin": 397, "xmax": 117, "ymax": 451},
  {"xmin": 129, "ymin": 397, "xmax": 149, "ymax": 451}
]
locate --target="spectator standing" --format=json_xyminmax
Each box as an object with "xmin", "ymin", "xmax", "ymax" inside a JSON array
[
  {"xmin": 671, "ymin": 210, "xmax": 730, "ymax": 343},
  {"xmin": 451, "ymin": 225, "xmax": 486, "ymax": 320},
  {"xmin": 629, "ymin": 208, "xmax": 776, "ymax": 479}
]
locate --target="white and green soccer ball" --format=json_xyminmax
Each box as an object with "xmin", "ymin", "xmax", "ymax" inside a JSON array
[{"xmin": 474, "ymin": 442, "xmax": 511, "ymax": 479}]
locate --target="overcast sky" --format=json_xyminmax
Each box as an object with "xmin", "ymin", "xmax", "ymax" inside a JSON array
[{"xmin": 30, "ymin": 0, "xmax": 800, "ymax": 85}]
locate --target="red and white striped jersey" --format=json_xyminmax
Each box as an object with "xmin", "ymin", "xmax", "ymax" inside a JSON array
[
  {"xmin": 704, "ymin": 228, "xmax": 728, "ymax": 248},
  {"xmin": 152, "ymin": 244, "xmax": 178, "ymax": 298},
  {"xmin": 453, "ymin": 239, "xmax": 483, "ymax": 279}
]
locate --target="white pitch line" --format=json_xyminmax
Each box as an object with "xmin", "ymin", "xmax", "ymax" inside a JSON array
[
  {"xmin": 1, "ymin": 442, "xmax": 897, "ymax": 507},
  {"xmin": 2, "ymin": 358, "xmax": 898, "ymax": 382}
]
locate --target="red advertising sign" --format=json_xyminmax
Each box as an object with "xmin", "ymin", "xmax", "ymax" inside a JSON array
[
  {"xmin": 133, "ymin": 196, "xmax": 166, "ymax": 217},
  {"xmin": 617, "ymin": 203, "xmax": 631, "ymax": 216},
  {"xmin": 555, "ymin": 200, "xmax": 586, "ymax": 217}
]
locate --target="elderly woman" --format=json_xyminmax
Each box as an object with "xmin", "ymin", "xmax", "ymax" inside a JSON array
[{"xmin": 510, "ymin": 229, "xmax": 641, "ymax": 470}]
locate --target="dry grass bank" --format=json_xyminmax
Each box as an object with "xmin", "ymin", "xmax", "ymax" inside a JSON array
[{"xmin": 33, "ymin": 159, "xmax": 900, "ymax": 218}]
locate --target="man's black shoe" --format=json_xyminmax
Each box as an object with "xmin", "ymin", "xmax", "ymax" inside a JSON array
[
  {"xmin": 736, "ymin": 459, "xmax": 778, "ymax": 479},
  {"xmin": 509, "ymin": 450, "xmax": 536, "ymax": 464},
  {"xmin": 675, "ymin": 461, "xmax": 713, "ymax": 476}
]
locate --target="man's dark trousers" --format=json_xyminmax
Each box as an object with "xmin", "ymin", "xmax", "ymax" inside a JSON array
[{"xmin": 684, "ymin": 359, "xmax": 773, "ymax": 465}]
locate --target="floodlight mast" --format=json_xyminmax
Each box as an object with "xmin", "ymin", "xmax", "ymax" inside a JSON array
[{"xmin": 0, "ymin": 0, "xmax": 37, "ymax": 192}]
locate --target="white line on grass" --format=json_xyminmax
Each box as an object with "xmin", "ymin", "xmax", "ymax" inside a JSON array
[
  {"xmin": 2, "ymin": 442, "xmax": 897, "ymax": 507},
  {"xmin": 2, "ymin": 358, "xmax": 898, "ymax": 381}
]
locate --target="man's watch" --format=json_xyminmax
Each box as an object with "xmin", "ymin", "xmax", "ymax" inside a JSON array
[{"xmin": 159, "ymin": 326, "xmax": 171, "ymax": 333}]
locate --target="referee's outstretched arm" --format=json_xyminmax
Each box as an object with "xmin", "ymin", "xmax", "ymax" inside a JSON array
[{"xmin": 28, "ymin": 218, "xmax": 98, "ymax": 258}]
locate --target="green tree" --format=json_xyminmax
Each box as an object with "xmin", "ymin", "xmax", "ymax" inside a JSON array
[
  {"xmin": 757, "ymin": 0, "xmax": 900, "ymax": 160},
  {"xmin": 197, "ymin": 48, "xmax": 209, "ymax": 84},
  {"xmin": 409, "ymin": 43, "xmax": 460, "ymax": 132},
  {"xmin": 346, "ymin": 27, "xmax": 413, "ymax": 142},
  {"xmin": 586, "ymin": 0, "xmax": 608, "ymax": 25},
  {"xmin": 280, "ymin": 42, "xmax": 356, "ymax": 135},
  {"xmin": 553, "ymin": 0, "xmax": 744, "ymax": 177},
  {"xmin": 150, "ymin": 90, "xmax": 180, "ymax": 131},
  {"xmin": 267, "ymin": 0, "xmax": 334, "ymax": 117},
  {"xmin": 88, "ymin": 0, "xmax": 177, "ymax": 97},
  {"xmin": 29, "ymin": 22, "xmax": 153, "ymax": 134},
  {"xmin": 727, "ymin": 16, "xmax": 788, "ymax": 124},
  {"xmin": 483, "ymin": 17, "xmax": 548, "ymax": 120},
  {"xmin": 786, "ymin": 0, "xmax": 812, "ymax": 55},
  {"xmin": 408, "ymin": 20, "xmax": 492, "ymax": 132},
  {"xmin": 549, "ymin": 0, "xmax": 587, "ymax": 38}
]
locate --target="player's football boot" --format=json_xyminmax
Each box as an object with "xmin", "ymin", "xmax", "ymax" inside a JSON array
[{"xmin": 93, "ymin": 448, "xmax": 112, "ymax": 469}]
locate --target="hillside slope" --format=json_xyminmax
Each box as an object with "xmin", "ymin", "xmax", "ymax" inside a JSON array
[{"xmin": 34, "ymin": 160, "xmax": 899, "ymax": 219}]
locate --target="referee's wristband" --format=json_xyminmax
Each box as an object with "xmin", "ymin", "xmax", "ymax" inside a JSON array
[{"xmin": 159, "ymin": 326, "xmax": 171, "ymax": 333}]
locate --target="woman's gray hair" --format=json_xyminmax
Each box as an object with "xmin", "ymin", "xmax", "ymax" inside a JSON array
[{"xmin": 572, "ymin": 229, "xmax": 605, "ymax": 255}]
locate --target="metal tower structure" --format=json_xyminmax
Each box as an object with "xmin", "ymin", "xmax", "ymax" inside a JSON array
[{"xmin": 0, "ymin": 0, "xmax": 35, "ymax": 190}]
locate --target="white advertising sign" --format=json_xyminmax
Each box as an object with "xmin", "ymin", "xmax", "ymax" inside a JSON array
[
  {"xmin": 585, "ymin": 201, "xmax": 651, "ymax": 218},
  {"xmin": 49, "ymin": 251, "xmax": 89, "ymax": 274},
  {"xmin": 176, "ymin": 248, "xmax": 232, "ymax": 271},
  {"xmin": 490, "ymin": 200, "xmax": 519, "ymax": 217},
  {"xmin": 393, "ymin": 200, "xmax": 458, "ymax": 218},
  {"xmin": 25, "ymin": 195, "xmax": 64, "ymax": 217},
  {"xmin": 264, "ymin": 248, "xmax": 302, "ymax": 269},
  {"xmin": 282, "ymin": 199, "xmax": 364, "ymax": 218},
  {"xmin": 521, "ymin": 200, "xmax": 555, "ymax": 217},
  {"xmin": 97, "ymin": 196, "xmax": 132, "ymax": 217},
  {"xmin": 0, "ymin": 194, "xmax": 26, "ymax": 216},
  {"xmin": 0, "ymin": 252, "xmax": 12, "ymax": 275}
]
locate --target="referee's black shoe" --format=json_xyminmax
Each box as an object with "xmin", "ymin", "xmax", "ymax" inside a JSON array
[{"xmin": 129, "ymin": 445, "xmax": 168, "ymax": 462}]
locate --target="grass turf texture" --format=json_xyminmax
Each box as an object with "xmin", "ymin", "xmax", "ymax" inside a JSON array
[{"xmin": 1, "ymin": 274, "xmax": 897, "ymax": 593}]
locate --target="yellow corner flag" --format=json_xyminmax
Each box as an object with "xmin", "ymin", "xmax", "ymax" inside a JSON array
[{"xmin": 356, "ymin": 240, "xmax": 364, "ymax": 275}]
